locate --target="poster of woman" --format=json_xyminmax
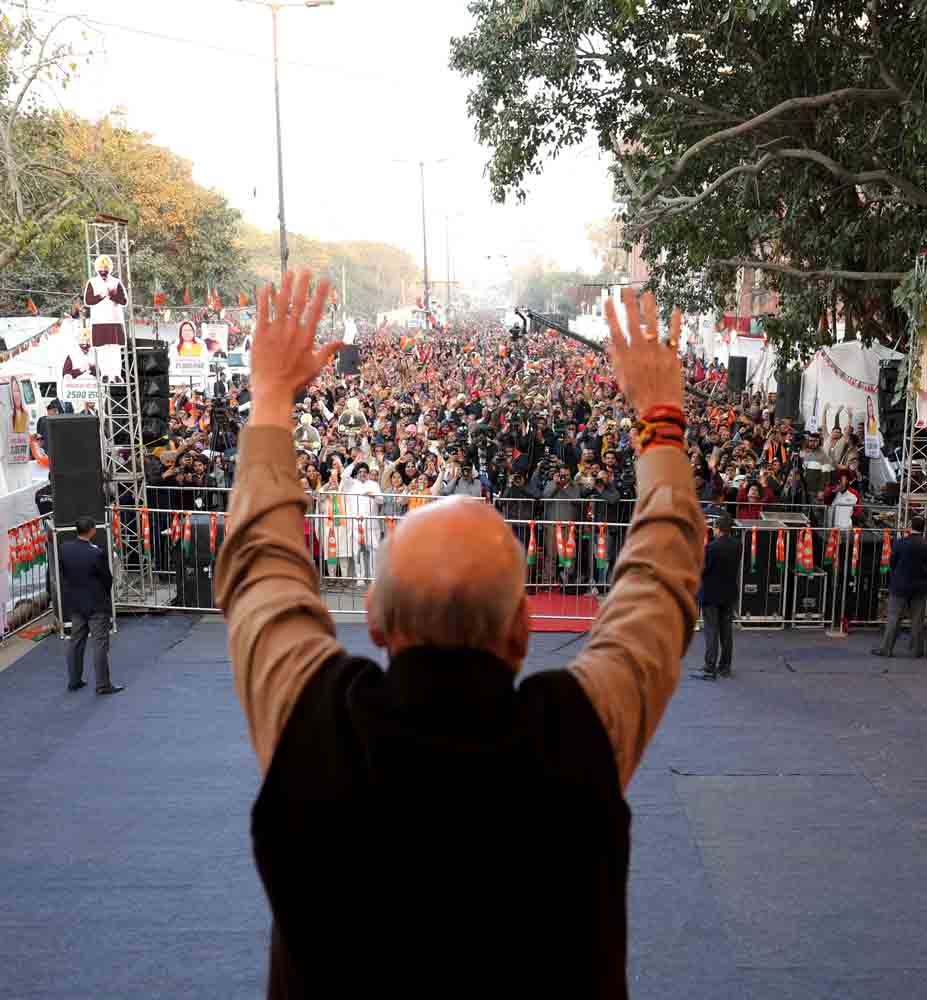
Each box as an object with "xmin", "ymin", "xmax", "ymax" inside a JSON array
[
  {"xmin": 864, "ymin": 393, "xmax": 882, "ymax": 458},
  {"xmin": 9, "ymin": 376, "xmax": 29, "ymax": 434},
  {"xmin": 169, "ymin": 320, "xmax": 210, "ymax": 383},
  {"xmin": 175, "ymin": 321, "xmax": 207, "ymax": 359},
  {"xmin": 0, "ymin": 378, "xmax": 30, "ymax": 464}
]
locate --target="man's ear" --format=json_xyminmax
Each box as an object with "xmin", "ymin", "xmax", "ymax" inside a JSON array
[{"xmin": 365, "ymin": 587, "xmax": 387, "ymax": 648}]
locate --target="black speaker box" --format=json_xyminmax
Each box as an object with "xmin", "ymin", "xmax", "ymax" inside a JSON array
[
  {"xmin": 171, "ymin": 512, "xmax": 225, "ymax": 609},
  {"xmin": 141, "ymin": 397, "xmax": 169, "ymax": 419},
  {"xmin": 142, "ymin": 374, "xmax": 170, "ymax": 398},
  {"xmin": 879, "ymin": 359, "xmax": 903, "ymax": 398},
  {"xmin": 736, "ymin": 524, "xmax": 786, "ymax": 620},
  {"xmin": 139, "ymin": 347, "xmax": 170, "ymax": 377},
  {"xmin": 46, "ymin": 416, "xmax": 105, "ymax": 527},
  {"xmin": 728, "ymin": 356, "xmax": 747, "ymax": 395},
  {"xmin": 338, "ymin": 344, "xmax": 361, "ymax": 377},
  {"xmin": 774, "ymin": 371, "xmax": 801, "ymax": 422},
  {"xmin": 840, "ymin": 536, "xmax": 886, "ymax": 623}
]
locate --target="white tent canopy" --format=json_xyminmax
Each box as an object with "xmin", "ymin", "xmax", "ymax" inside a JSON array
[
  {"xmin": 800, "ymin": 341, "xmax": 903, "ymax": 430},
  {"xmin": 0, "ymin": 316, "xmax": 57, "ymax": 351}
]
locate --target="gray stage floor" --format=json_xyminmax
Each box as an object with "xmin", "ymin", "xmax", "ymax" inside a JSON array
[{"xmin": 1, "ymin": 617, "xmax": 926, "ymax": 999}]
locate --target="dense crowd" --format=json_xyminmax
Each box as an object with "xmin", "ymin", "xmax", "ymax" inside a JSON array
[{"xmin": 131, "ymin": 316, "xmax": 888, "ymax": 587}]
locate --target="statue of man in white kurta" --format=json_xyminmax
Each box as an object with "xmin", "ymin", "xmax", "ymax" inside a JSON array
[{"xmin": 83, "ymin": 254, "xmax": 127, "ymax": 381}]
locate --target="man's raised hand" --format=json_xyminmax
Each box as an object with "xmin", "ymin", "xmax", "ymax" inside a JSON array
[
  {"xmin": 605, "ymin": 289, "xmax": 684, "ymax": 414},
  {"xmin": 251, "ymin": 271, "xmax": 343, "ymax": 427}
]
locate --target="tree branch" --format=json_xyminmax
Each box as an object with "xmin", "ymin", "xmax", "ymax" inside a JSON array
[
  {"xmin": 773, "ymin": 148, "xmax": 927, "ymax": 205},
  {"xmin": 637, "ymin": 87, "xmax": 905, "ymax": 209},
  {"xmin": 709, "ymin": 259, "xmax": 907, "ymax": 282},
  {"xmin": 645, "ymin": 86, "xmax": 744, "ymax": 123}
]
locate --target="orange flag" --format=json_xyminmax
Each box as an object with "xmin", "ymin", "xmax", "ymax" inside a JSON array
[
  {"xmin": 26, "ymin": 298, "xmax": 38, "ymax": 316},
  {"xmin": 238, "ymin": 291, "xmax": 249, "ymax": 307},
  {"xmin": 183, "ymin": 287, "xmax": 192, "ymax": 305}
]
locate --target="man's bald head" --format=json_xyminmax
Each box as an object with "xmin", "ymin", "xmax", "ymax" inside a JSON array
[{"xmin": 367, "ymin": 498, "xmax": 529, "ymax": 669}]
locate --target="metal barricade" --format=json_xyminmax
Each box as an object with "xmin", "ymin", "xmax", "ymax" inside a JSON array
[
  {"xmin": 100, "ymin": 503, "xmax": 898, "ymax": 633},
  {"xmin": 4, "ymin": 514, "xmax": 54, "ymax": 638}
]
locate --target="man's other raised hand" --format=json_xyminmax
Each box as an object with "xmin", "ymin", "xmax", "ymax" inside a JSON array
[{"xmin": 605, "ymin": 289, "xmax": 684, "ymax": 415}]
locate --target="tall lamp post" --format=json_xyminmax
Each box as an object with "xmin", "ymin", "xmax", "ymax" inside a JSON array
[
  {"xmin": 239, "ymin": 1, "xmax": 335, "ymax": 280},
  {"xmin": 393, "ymin": 157, "xmax": 449, "ymax": 317}
]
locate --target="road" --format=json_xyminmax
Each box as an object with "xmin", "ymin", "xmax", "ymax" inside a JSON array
[{"xmin": 1, "ymin": 618, "xmax": 925, "ymax": 998}]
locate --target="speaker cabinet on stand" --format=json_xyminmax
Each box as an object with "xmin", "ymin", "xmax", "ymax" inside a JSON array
[{"xmin": 728, "ymin": 356, "xmax": 747, "ymax": 396}]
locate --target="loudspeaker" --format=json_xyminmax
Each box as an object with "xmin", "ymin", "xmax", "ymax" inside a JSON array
[
  {"xmin": 172, "ymin": 512, "xmax": 225, "ymax": 609},
  {"xmin": 840, "ymin": 536, "xmax": 886, "ymax": 623},
  {"xmin": 879, "ymin": 359, "xmax": 905, "ymax": 450},
  {"xmin": 879, "ymin": 359, "xmax": 903, "ymax": 399},
  {"xmin": 736, "ymin": 521, "xmax": 786, "ymax": 621},
  {"xmin": 139, "ymin": 345, "xmax": 170, "ymax": 377},
  {"xmin": 47, "ymin": 416, "xmax": 105, "ymax": 527},
  {"xmin": 338, "ymin": 344, "xmax": 361, "ymax": 377},
  {"xmin": 139, "ymin": 343, "xmax": 171, "ymax": 444},
  {"xmin": 728, "ymin": 356, "xmax": 747, "ymax": 394},
  {"xmin": 774, "ymin": 372, "xmax": 801, "ymax": 422}
]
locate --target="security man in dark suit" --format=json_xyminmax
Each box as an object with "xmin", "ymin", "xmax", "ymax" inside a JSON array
[
  {"xmin": 693, "ymin": 514, "xmax": 742, "ymax": 681},
  {"xmin": 873, "ymin": 515, "xmax": 927, "ymax": 658},
  {"xmin": 58, "ymin": 516, "xmax": 123, "ymax": 694}
]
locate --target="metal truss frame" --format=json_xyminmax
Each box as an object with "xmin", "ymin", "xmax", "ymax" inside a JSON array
[
  {"xmin": 84, "ymin": 217, "xmax": 154, "ymax": 605},
  {"xmin": 897, "ymin": 251, "xmax": 927, "ymax": 530}
]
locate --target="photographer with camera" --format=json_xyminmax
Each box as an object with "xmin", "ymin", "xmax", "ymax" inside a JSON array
[
  {"xmin": 541, "ymin": 462, "xmax": 582, "ymax": 590},
  {"xmin": 582, "ymin": 470, "xmax": 621, "ymax": 596}
]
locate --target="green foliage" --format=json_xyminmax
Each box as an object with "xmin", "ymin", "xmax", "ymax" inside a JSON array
[
  {"xmin": 238, "ymin": 225, "xmax": 421, "ymax": 319},
  {"xmin": 512, "ymin": 258, "xmax": 598, "ymax": 317},
  {"xmin": 452, "ymin": 0, "xmax": 927, "ymax": 360}
]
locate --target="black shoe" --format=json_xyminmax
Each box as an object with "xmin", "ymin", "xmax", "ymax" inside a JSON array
[
  {"xmin": 67, "ymin": 680, "xmax": 87, "ymax": 691},
  {"xmin": 690, "ymin": 669, "xmax": 718, "ymax": 681},
  {"xmin": 718, "ymin": 667, "xmax": 732, "ymax": 678},
  {"xmin": 96, "ymin": 684, "xmax": 125, "ymax": 696},
  {"xmin": 871, "ymin": 648, "xmax": 891, "ymax": 657}
]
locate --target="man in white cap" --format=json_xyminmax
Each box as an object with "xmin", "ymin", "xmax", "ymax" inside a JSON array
[{"xmin": 83, "ymin": 254, "xmax": 127, "ymax": 381}]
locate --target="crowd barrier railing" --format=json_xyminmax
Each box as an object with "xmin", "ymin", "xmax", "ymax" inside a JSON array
[
  {"xmin": 4, "ymin": 514, "xmax": 54, "ymax": 638},
  {"xmin": 101, "ymin": 504, "xmax": 899, "ymax": 633},
  {"xmin": 149, "ymin": 483, "xmax": 900, "ymax": 525}
]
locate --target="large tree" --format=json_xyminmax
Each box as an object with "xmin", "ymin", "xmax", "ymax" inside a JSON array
[
  {"xmin": 451, "ymin": 0, "xmax": 927, "ymax": 363},
  {"xmin": 0, "ymin": 5, "xmax": 108, "ymax": 274}
]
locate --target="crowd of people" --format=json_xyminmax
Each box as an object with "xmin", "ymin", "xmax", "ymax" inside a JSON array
[{"xmin": 118, "ymin": 313, "xmax": 890, "ymax": 591}]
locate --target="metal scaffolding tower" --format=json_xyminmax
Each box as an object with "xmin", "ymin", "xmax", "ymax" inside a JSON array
[
  {"xmin": 84, "ymin": 217, "xmax": 154, "ymax": 605},
  {"xmin": 896, "ymin": 251, "xmax": 927, "ymax": 530}
]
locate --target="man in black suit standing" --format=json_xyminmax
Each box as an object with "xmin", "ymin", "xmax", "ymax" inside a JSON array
[
  {"xmin": 59, "ymin": 516, "xmax": 123, "ymax": 695},
  {"xmin": 873, "ymin": 515, "xmax": 927, "ymax": 658},
  {"xmin": 693, "ymin": 514, "xmax": 741, "ymax": 681}
]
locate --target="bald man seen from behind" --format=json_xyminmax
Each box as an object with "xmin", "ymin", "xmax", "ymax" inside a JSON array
[{"xmin": 216, "ymin": 273, "xmax": 704, "ymax": 1000}]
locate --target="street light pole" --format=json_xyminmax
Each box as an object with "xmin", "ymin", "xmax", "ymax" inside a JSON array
[
  {"xmin": 271, "ymin": 6, "xmax": 288, "ymax": 280},
  {"xmin": 420, "ymin": 161, "xmax": 430, "ymax": 313},
  {"xmin": 241, "ymin": 1, "xmax": 334, "ymax": 281}
]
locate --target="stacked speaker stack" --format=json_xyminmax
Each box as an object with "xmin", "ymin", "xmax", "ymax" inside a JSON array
[
  {"xmin": 878, "ymin": 359, "xmax": 905, "ymax": 453},
  {"xmin": 45, "ymin": 415, "xmax": 110, "ymax": 628},
  {"xmin": 137, "ymin": 339, "xmax": 171, "ymax": 446},
  {"xmin": 727, "ymin": 356, "xmax": 747, "ymax": 396},
  {"xmin": 774, "ymin": 371, "xmax": 802, "ymax": 423}
]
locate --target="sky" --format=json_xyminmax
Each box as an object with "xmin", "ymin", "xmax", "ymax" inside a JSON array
[{"xmin": 20, "ymin": 0, "xmax": 615, "ymax": 291}]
